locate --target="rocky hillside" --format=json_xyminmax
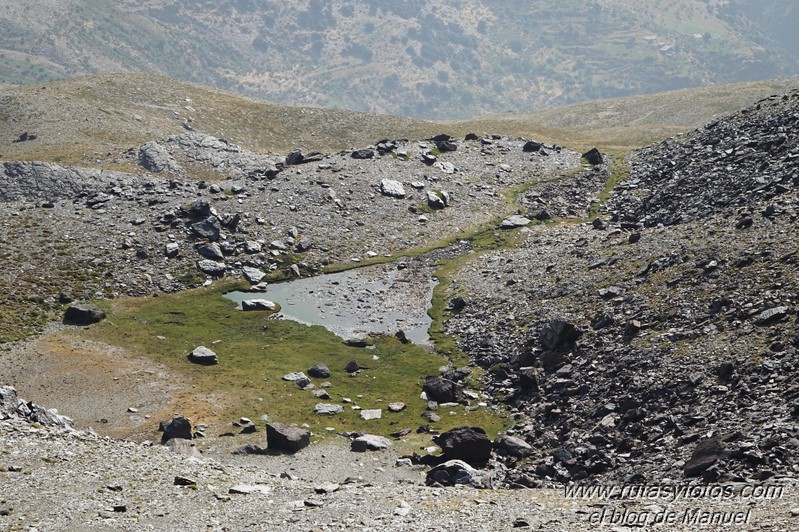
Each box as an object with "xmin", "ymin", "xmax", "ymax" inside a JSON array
[
  {"xmin": 2, "ymin": 76, "xmax": 799, "ymax": 528},
  {"xmin": 444, "ymin": 90, "xmax": 799, "ymax": 486},
  {"xmin": 2, "ymin": 0, "xmax": 799, "ymax": 118}
]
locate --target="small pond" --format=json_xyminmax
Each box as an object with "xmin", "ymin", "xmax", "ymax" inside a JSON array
[{"xmin": 224, "ymin": 265, "xmax": 437, "ymax": 345}]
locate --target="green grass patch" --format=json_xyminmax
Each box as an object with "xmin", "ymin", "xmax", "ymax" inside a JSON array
[
  {"xmin": 85, "ymin": 280, "xmax": 509, "ymax": 447},
  {"xmin": 588, "ymin": 151, "xmax": 630, "ymax": 220}
]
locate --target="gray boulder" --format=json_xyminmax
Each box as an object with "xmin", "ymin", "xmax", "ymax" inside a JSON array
[
  {"xmin": 197, "ymin": 243, "xmax": 225, "ymax": 261},
  {"xmin": 164, "ymin": 438, "xmax": 200, "ymax": 457},
  {"xmin": 0, "ymin": 386, "xmax": 20, "ymax": 419},
  {"xmin": 191, "ymin": 217, "xmax": 222, "ymax": 241},
  {"xmin": 379, "ymin": 179, "xmax": 406, "ymax": 198},
  {"xmin": 242, "ymin": 266, "xmax": 266, "ymax": 284},
  {"xmin": 351, "ymin": 434, "xmax": 393, "ymax": 452},
  {"xmin": 314, "ymin": 404, "xmax": 343, "ymax": 415},
  {"xmin": 197, "ymin": 260, "xmax": 226, "ymax": 276},
  {"xmin": 494, "ymin": 434, "xmax": 533, "ymax": 458},
  {"xmin": 241, "ymin": 299, "xmax": 276, "ymax": 311},
  {"xmin": 266, "ymin": 422, "xmax": 310, "ymax": 453},
  {"xmin": 139, "ymin": 141, "xmax": 182, "ymax": 173},
  {"xmin": 500, "ymin": 215, "xmax": 531, "ymax": 229}
]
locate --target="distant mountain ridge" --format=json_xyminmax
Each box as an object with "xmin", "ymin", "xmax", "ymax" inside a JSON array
[{"xmin": 1, "ymin": 0, "xmax": 798, "ymax": 119}]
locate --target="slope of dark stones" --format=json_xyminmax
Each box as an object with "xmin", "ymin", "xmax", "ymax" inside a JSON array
[
  {"xmin": 608, "ymin": 90, "xmax": 799, "ymax": 227},
  {"xmin": 444, "ymin": 92, "xmax": 799, "ymax": 487}
]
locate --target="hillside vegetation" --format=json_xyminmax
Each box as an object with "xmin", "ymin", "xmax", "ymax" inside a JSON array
[
  {"xmin": 2, "ymin": 74, "xmax": 797, "ymax": 168},
  {"xmin": 1, "ymin": 0, "xmax": 797, "ymax": 119}
]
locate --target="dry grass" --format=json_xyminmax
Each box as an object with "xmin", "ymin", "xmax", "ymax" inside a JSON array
[{"xmin": 2, "ymin": 74, "xmax": 797, "ymax": 169}]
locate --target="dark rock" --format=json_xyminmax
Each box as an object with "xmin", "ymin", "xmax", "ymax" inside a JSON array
[
  {"xmin": 266, "ymin": 422, "xmax": 310, "ymax": 453},
  {"xmin": 465, "ymin": 133, "xmax": 479, "ymax": 141},
  {"xmin": 423, "ymin": 376, "xmax": 465, "ymax": 403},
  {"xmin": 63, "ymin": 304, "xmax": 106, "ymax": 325},
  {"xmin": 187, "ymin": 346, "xmax": 218, "ymax": 365},
  {"xmin": 160, "ymin": 416, "xmax": 193, "ymax": 443},
  {"xmin": 446, "ymin": 297, "xmax": 467, "ymax": 311},
  {"xmin": 395, "ymin": 330, "xmax": 410, "ymax": 343},
  {"xmin": 308, "ymin": 363, "xmax": 331, "ymax": 378},
  {"xmin": 351, "ymin": 149, "xmax": 374, "ymax": 159},
  {"xmin": 426, "ymin": 459, "xmax": 492, "ymax": 488},
  {"xmin": 442, "ymin": 367, "xmax": 471, "ymax": 382},
  {"xmin": 518, "ymin": 367, "xmax": 541, "ymax": 390},
  {"xmin": 754, "ymin": 306, "xmax": 789, "ymax": 326},
  {"xmin": 540, "ymin": 320, "xmax": 582, "ymax": 352},
  {"xmin": 197, "ymin": 243, "xmax": 225, "ymax": 260},
  {"xmin": 239, "ymin": 422, "xmax": 257, "ymax": 434},
  {"xmin": 285, "ymin": 150, "xmax": 304, "ymax": 165},
  {"xmin": 344, "ymin": 360, "xmax": 361, "ymax": 373},
  {"xmin": 191, "ymin": 217, "xmax": 222, "ymax": 241},
  {"xmin": 523, "ymin": 141, "xmax": 543, "ymax": 153},
  {"xmin": 582, "ymin": 148, "xmax": 603, "ymax": 165},
  {"xmin": 433, "ymin": 426, "xmax": 492, "ymax": 465},
  {"xmin": 13, "ymin": 132, "xmax": 37, "ymax": 143},
  {"xmin": 684, "ymin": 438, "xmax": 725, "ymax": 477},
  {"xmin": 716, "ymin": 362, "xmax": 735, "ymax": 381},
  {"xmin": 435, "ymin": 140, "xmax": 458, "ymax": 152}
]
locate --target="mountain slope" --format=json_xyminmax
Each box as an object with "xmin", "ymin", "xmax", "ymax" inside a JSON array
[
  {"xmin": 1, "ymin": 0, "xmax": 798, "ymax": 119},
  {"xmin": 2, "ymin": 74, "xmax": 797, "ymax": 169}
]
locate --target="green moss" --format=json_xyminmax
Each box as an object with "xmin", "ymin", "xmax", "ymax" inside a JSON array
[{"xmin": 85, "ymin": 281, "xmax": 509, "ymax": 447}]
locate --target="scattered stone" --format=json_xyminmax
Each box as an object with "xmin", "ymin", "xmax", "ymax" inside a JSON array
[
  {"xmin": 266, "ymin": 422, "xmax": 310, "ymax": 453},
  {"xmin": 379, "ymin": 179, "xmax": 406, "ymax": 198},
  {"xmin": 423, "ymin": 376, "xmax": 465, "ymax": 404},
  {"xmin": 241, "ymin": 299, "xmax": 276, "ymax": 311},
  {"xmin": 433, "ymin": 427, "xmax": 493, "ymax": 465},
  {"xmin": 160, "ymin": 416, "xmax": 193, "ymax": 443},
  {"xmin": 62, "ymin": 304, "xmax": 106, "ymax": 325},
  {"xmin": 500, "ymin": 215, "xmax": 531, "ymax": 229},
  {"xmin": 351, "ymin": 435, "xmax": 393, "ymax": 452},
  {"xmin": 187, "ymin": 346, "xmax": 218, "ymax": 365},
  {"xmin": 426, "ymin": 460, "xmax": 492, "ymax": 488},
  {"xmin": 344, "ymin": 360, "xmax": 361, "ymax": 373},
  {"xmin": 684, "ymin": 438, "xmax": 725, "ymax": 477},
  {"xmin": 229, "ymin": 484, "xmax": 272, "ymax": 495},
  {"xmin": 242, "ymin": 266, "xmax": 266, "ymax": 284},
  {"xmin": 282, "ymin": 372, "xmax": 308, "ymax": 382},
  {"xmin": 360, "ymin": 409, "xmax": 382, "ymax": 420},
  {"xmin": 196, "ymin": 259, "xmax": 225, "ymax": 276},
  {"xmin": 582, "ymin": 147, "xmax": 603, "ymax": 165},
  {"xmin": 388, "ymin": 402, "xmax": 406, "ymax": 413},
  {"xmin": 314, "ymin": 404, "xmax": 343, "ymax": 415},
  {"xmin": 308, "ymin": 363, "xmax": 331, "ymax": 378}
]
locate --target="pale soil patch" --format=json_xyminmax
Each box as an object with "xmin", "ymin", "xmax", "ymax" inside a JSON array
[{"xmin": 0, "ymin": 323, "xmax": 237, "ymax": 440}]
